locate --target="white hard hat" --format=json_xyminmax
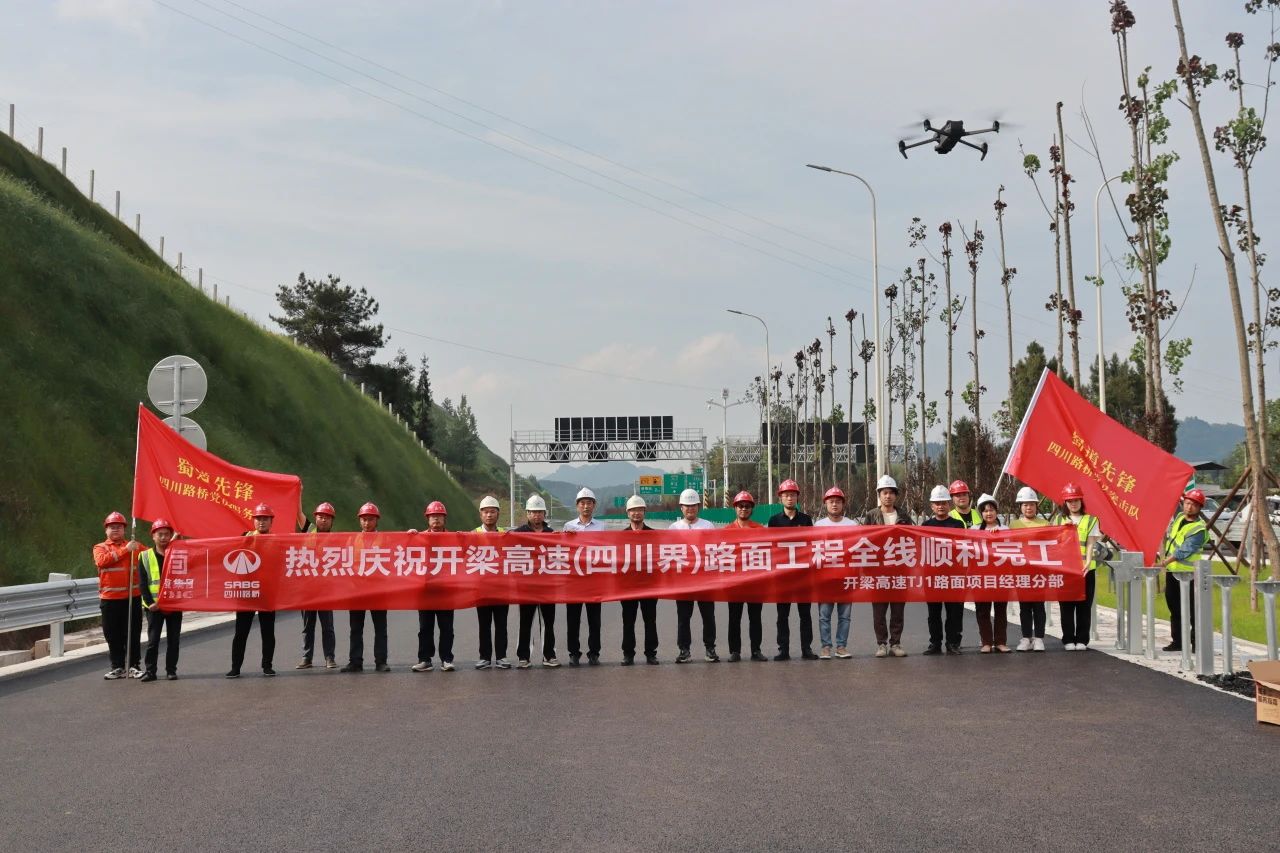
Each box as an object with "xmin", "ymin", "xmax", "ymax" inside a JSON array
[
  {"xmin": 625, "ymin": 495, "xmax": 647, "ymax": 511},
  {"xmin": 1015, "ymin": 486, "xmax": 1039, "ymax": 504},
  {"xmin": 929, "ymin": 485, "xmax": 951, "ymax": 503},
  {"xmin": 876, "ymin": 474, "xmax": 898, "ymax": 492},
  {"xmin": 575, "ymin": 487, "xmax": 597, "ymax": 503},
  {"xmin": 976, "ymin": 493, "xmax": 998, "ymax": 510},
  {"xmin": 525, "ymin": 494, "xmax": 547, "ymax": 512},
  {"xmin": 479, "ymin": 495, "xmax": 500, "ymax": 510},
  {"xmin": 678, "ymin": 488, "xmax": 701, "ymax": 506}
]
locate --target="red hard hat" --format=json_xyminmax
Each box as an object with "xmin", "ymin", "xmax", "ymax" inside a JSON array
[
  {"xmin": 357, "ymin": 502, "xmax": 381, "ymax": 518},
  {"xmin": 425, "ymin": 500, "xmax": 447, "ymax": 517},
  {"xmin": 150, "ymin": 518, "xmax": 174, "ymax": 534},
  {"xmin": 732, "ymin": 491, "xmax": 756, "ymax": 506},
  {"xmin": 314, "ymin": 502, "xmax": 336, "ymax": 518},
  {"xmin": 1184, "ymin": 488, "xmax": 1206, "ymax": 508},
  {"xmin": 777, "ymin": 479, "xmax": 800, "ymax": 496},
  {"xmin": 1061, "ymin": 483, "xmax": 1084, "ymax": 502},
  {"xmin": 823, "ymin": 486, "xmax": 846, "ymax": 502},
  {"xmin": 252, "ymin": 503, "xmax": 274, "ymax": 518},
  {"xmin": 948, "ymin": 480, "xmax": 970, "ymax": 496},
  {"xmin": 103, "ymin": 511, "xmax": 127, "ymax": 528}
]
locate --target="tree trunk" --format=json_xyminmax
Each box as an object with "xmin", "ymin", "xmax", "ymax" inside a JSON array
[
  {"xmin": 971, "ymin": 220, "xmax": 981, "ymax": 488},
  {"xmin": 942, "ymin": 229, "xmax": 954, "ymax": 482},
  {"xmin": 1171, "ymin": 0, "xmax": 1280, "ymax": 579},
  {"xmin": 1057, "ymin": 103, "xmax": 1083, "ymax": 388},
  {"xmin": 847, "ymin": 319, "xmax": 854, "ymax": 492},
  {"xmin": 1053, "ymin": 198, "xmax": 1065, "ymax": 377}
]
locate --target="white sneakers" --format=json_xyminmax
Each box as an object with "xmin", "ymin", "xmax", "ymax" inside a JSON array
[
  {"xmin": 1032, "ymin": 638, "xmax": 1046, "ymax": 652},
  {"xmin": 440, "ymin": 660, "xmax": 455, "ymax": 672},
  {"xmin": 1064, "ymin": 643, "xmax": 1088, "ymax": 651},
  {"xmin": 410, "ymin": 661, "xmax": 433, "ymax": 672},
  {"xmin": 1016, "ymin": 638, "xmax": 1033, "ymax": 651},
  {"xmin": 890, "ymin": 644, "xmax": 907, "ymax": 657},
  {"xmin": 875, "ymin": 644, "xmax": 889, "ymax": 658}
]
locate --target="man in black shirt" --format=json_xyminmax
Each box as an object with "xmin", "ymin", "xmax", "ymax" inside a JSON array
[
  {"xmin": 619, "ymin": 495, "xmax": 659, "ymax": 665},
  {"xmin": 514, "ymin": 494, "xmax": 559, "ymax": 668},
  {"xmin": 768, "ymin": 479, "xmax": 818, "ymax": 661},
  {"xmin": 921, "ymin": 485, "xmax": 966, "ymax": 655}
]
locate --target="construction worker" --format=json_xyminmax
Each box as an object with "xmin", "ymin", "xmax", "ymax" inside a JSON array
[
  {"xmin": 671, "ymin": 487, "xmax": 719, "ymax": 663},
  {"xmin": 562, "ymin": 487, "xmax": 606, "ymax": 665},
  {"xmin": 1010, "ymin": 487, "xmax": 1048, "ymax": 652},
  {"xmin": 948, "ymin": 480, "xmax": 982, "ymax": 527},
  {"xmin": 139, "ymin": 519, "xmax": 181, "ymax": 681},
  {"xmin": 619, "ymin": 495, "xmax": 659, "ymax": 665},
  {"xmin": 228, "ymin": 503, "xmax": 278, "ymax": 678},
  {"xmin": 1052, "ymin": 483, "xmax": 1102, "ymax": 650},
  {"xmin": 342, "ymin": 502, "xmax": 390, "ymax": 673},
  {"xmin": 922, "ymin": 485, "xmax": 966, "ymax": 655},
  {"xmin": 1158, "ymin": 488, "xmax": 1207, "ymax": 653},
  {"xmin": 725, "ymin": 491, "xmax": 767, "ymax": 663},
  {"xmin": 474, "ymin": 495, "xmax": 510, "ymax": 670},
  {"xmin": 769, "ymin": 479, "xmax": 818, "ymax": 661},
  {"xmin": 974, "ymin": 493, "xmax": 1012, "ymax": 654},
  {"xmin": 93, "ymin": 511, "xmax": 147, "ymax": 679},
  {"xmin": 412, "ymin": 502, "xmax": 456, "ymax": 672},
  {"xmin": 297, "ymin": 502, "xmax": 338, "ymax": 670},
  {"xmin": 863, "ymin": 474, "xmax": 912, "ymax": 658},
  {"xmin": 815, "ymin": 486, "xmax": 858, "ymax": 660},
  {"xmin": 514, "ymin": 494, "xmax": 558, "ymax": 668}
]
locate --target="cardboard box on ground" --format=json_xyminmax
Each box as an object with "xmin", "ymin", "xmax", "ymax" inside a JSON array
[{"xmin": 1247, "ymin": 661, "xmax": 1280, "ymax": 726}]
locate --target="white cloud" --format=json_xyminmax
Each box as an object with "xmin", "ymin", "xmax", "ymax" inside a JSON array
[{"xmin": 56, "ymin": 0, "xmax": 152, "ymax": 33}]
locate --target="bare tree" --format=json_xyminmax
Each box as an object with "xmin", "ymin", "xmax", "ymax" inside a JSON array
[
  {"xmin": 938, "ymin": 221, "xmax": 962, "ymax": 480},
  {"xmin": 859, "ymin": 321, "xmax": 875, "ymax": 490},
  {"xmin": 827, "ymin": 317, "xmax": 839, "ymax": 487},
  {"xmin": 1056, "ymin": 102, "xmax": 1084, "ymax": 387},
  {"xmin": 993, "ymin": 187, "xmax": 1020, "ymax": 441},
  {"xmin": 1170, "ymin": 0, "xmax": 1280, "ymax": 580},
  {"xmin": 959, "ymin": 222, "xmax": 987, "ymax": 487},
  {"xmin": 845, "ymin": 309, "xmax": 859, "ymax": 490},
  {"xmin": 1021, "ymin": 143, "xmax": 1066, "ymax": 376}
]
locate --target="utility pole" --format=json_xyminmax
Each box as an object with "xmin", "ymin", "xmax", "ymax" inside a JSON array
[{"xmin": 708, "ymin": 388, "xmax": 744, "ymax": 506}]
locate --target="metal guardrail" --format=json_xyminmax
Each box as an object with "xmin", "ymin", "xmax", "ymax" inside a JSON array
[{"xmin": 0, "ymin": 573, "xmax": 101, "ymax": 657}]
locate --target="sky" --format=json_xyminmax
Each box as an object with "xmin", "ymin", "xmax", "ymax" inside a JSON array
[{"xmin": 5, "ymin": 0, "xmax": 1274, "ymax": 476}]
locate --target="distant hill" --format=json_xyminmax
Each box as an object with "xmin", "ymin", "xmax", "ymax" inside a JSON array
[
  {"xmin": 541, "ymin": 461, "xmax": 667, "ymax": 489},
  {"xmin": 1176, "ymin": 417, "xmax": 1245, "ymax": 464}
]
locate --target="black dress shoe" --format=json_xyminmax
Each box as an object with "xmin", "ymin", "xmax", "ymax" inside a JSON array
[
  {"xmin": 225, "ymin": 669, "xmax": 240, "ymax": 678},
  {"xmin": 922, "ymin": 645, "xmax": 942, "ymax": 656},
  {"xmin": 772, "ymin": 652, "xmax": 791, "ymax": 661},
  {"xmin": 569, "ymin": 653, "xmax": 581, "ymax": 667},
  {"xmin": 1162, "ymin": 642, "xmax": 1181, "ymax": 652},
  {"xmin": 139, "ymin": 671, "xmax": 157, "ymax": 682},
  {"xmin": 263, "ymin": 667, "xmax": 276, "ymax": 676},
  {"xmin": 945, "ymin": 644, "xmax": 961, "ymax": 655},
  {"xmin": 375, "ymin": 662, "xmax": 391, "ymax": 672},
  {"xmin": 751, "ymin": 651, "xmax": 769, "ymax": 662},
  {"xmin": 801, "ymin": 649, "xmax": 820, "ymax": 660},
  {"xmin": 728, "ymin": 652, "xmax": 742, "ymax": 662},
  {"xmin": 339, "ymin": 663, "xmax": 363, "ymax": 672},
  {"xmin": 621, "ymin": 655, "xmax": 635, "ymax": 666},
  {"xmin": 165, "ymin": 672, "xmax": 178, "ymax": 681},
  {"xmin": 587, "ymin": 653, "xmax": 600, "ymax": 666},
  {"xmin": 645, "ymin": 655, "xmax": 660, "ymax": 665}
]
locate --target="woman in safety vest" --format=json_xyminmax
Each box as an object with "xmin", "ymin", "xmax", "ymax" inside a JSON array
[
  {"xmin": 1052, "ymin": 483, "xmax": 1101, "ymax": 651},
  {"xmin": 1157, "ymin": 489, "xmax": 1207, "ymax": 652},
  {"xmin": 1010, "ymin": 488, "xmax": 1048, "ymax": 652}
]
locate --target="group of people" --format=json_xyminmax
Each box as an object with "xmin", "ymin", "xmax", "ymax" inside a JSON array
[{"xmin": 92, "ymin": 474, "xmax": 1210, "ymax": 681}]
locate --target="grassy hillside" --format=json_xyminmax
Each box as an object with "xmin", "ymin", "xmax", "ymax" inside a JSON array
[{"xmin": 0, "ymin": 135, "xmax": 479, "ymax": 584}]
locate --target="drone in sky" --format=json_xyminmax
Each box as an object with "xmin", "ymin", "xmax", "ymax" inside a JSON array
[{"xmin": 898, "ymin": 119, "xmax": 1001, "ymax": 161}]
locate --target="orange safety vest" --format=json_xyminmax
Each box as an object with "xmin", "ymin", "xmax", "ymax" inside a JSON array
[{"xmin": 92, "ymin": 539, "xmax": 148, "ymax": 600}]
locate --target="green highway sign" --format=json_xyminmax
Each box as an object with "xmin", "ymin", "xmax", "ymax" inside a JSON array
[
  {"xmin": 638, "ymin": 484, "xmax": 662, "ymax": 495},
  {"xmin": 663, "ymin": 473, "xmax": 685, "ymax": 494},
  {"xmin": 613, "ymin": 496, "xmax": 626, "ymax": 508}
]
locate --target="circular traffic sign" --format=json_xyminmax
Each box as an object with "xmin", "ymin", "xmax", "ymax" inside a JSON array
[
  {"xmin": 147, "ymin": 355, "xmax": 207, "ymax": 416},
  {"xmin": 163, "ymin": 415, "xmax": 207, "ymax": 451}
]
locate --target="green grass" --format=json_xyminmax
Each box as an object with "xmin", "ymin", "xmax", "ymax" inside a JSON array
[
  {"xmin": 0, "ymin": 135, "xmax": 478, "ymax": 584},
  {"xmin": 1093, "ymin": 563, "xmax": 1271, "ymax": 646}
]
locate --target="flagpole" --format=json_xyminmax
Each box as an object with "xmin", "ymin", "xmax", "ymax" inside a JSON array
[
  {"xmin": 994, "ymin": 368, "xmax": 1051, "ymax": 499},
  {"xmin": 125, "ymin": 404, "xmax": 142, "ymax": 676}
]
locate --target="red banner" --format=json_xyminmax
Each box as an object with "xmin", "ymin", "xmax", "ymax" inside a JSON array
[
  {"xmin": 132, "ymin": 404, "xmax": 303, "ymax": 537},
  {"xmin": 157, "ymin": 525, "xmax": 1084, "ymax": 611},
  {"xmin": 1004, "ymin": 369, "xmax": 1193, "ymax": 561}
]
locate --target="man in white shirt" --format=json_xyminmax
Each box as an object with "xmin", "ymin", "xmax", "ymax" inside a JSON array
[
  {"xmin": 669, "ymin": 487, "xmax": 718, "ymax": 663},
  {"xmin": 562, "ymin": 487, "xmax": 606, "ymax": 665},
  {"xmin": 814, "ymin": 487, "xmax": 858, "ymax": 659}
]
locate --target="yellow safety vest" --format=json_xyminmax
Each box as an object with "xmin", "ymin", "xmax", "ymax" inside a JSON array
[
  {"xmin": 1161, "ymin": 515, "xmax": 1207, "ymax": 573},
  {"xmin": 140, "ymin": 549, "xmax": 163, "ymax": 599},
  {"xmin": 1053, "ymin": 513, "xmax": 1100, "ymax": 571},
  {"xmin": 949, "ymin": 507, "xmax": 982, "ymax": 528},
  {"xmin": 473, "ymin": 526, "xmax": 506, "ymax": 533}
]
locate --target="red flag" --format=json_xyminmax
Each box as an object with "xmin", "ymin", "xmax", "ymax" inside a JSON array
[
  {"xmin": 132, "ymin": 404, "xmax": 302, "ymax": 537},
  {"xmin": 1004, "ymin": 369, "xmax": 1192, "ymax": 561}
]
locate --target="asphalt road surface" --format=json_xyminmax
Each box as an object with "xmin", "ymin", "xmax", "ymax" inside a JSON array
[{"xmin": 1, "ymin": 603, "xmax": 1273, "ymax": 852}]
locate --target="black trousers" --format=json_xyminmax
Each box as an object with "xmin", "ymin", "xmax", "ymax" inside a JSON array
[
  {"xmin": 417, "ymin": 610, "xmax": 455, "ymax": 663},
  {"xmin": 100, "ymin": 597, "xmax": 143, "ymax": 670},
  {"xmin": 348, "ymin": 610, "xmax": 388, "ymax": 666},
  {"xmin": 144, "ymin": 608, "xmax": 183, "ymax": 675},
  {"xmin": 231, "ymin": 611, "xmax": 276, "ymax": 671},
  {"xmin": 1165, "ymin": 569, "xmax": 1196, "ymax": 648},
  {"xmin": 1019, "ymin": 602, "xmax": 1047, "ymax": 639},
  {"xmin": 676, "ymin": 600, "xmax": 716, "ymax": 651},
  {"xmin": 776, "ymin": 602, "xmax": 813, "ymax": 654},
  {"xmin": 517, "ymin": 603, "xmax": 556, "ymax": 662},
  {"xmin": 301, "ymin": 610, "xmax": 335, "ymax": 660},
  {"xmin": 728, "ymin": 602, "xmax": 763, "ymax": 655},
  {"xmin": 872, "ymin": 601, "xmax": 905, "ymax": 645},
  {"xmin": 621, "ymin": 599, "xmax": 658, "ymax": 658},
  {"xmin": 566, "ymin": 602, "xmax": 602, "ymax": 656},
  {"xmin": 1059, "ymin": 569, "xmax": 1097, "ymax": 646},
  {"xmin": 477, "ymin": 604, "xmax": 510, "ymax": 660},
  {"xmin": 926, "ymin": 602, "xmax": 964, "ymax": 647}
]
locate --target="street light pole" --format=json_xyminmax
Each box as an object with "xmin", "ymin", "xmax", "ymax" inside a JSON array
[
  {"xmin": 707, "ymin": 388, "xmax": 744, "ymax": 506},
  {"xmin": 806, "ymin": 164, "xmax": 885, "ymax": 475},
  {"xmin": 1094, "ymin": 175, "xmax": 1122, "ymax": 414},
  {"xmin": 727, "ymin": 309, "xmax": 773, "ymax": 499}
]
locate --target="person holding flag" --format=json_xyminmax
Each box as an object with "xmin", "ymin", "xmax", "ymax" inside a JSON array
[
  {"xmin": 973, "ymin": 494, "xmax": 1012, "ymax": 654},
  {"xmin": 922, "ymin": 486, "xmax": 966, "ymax": 655},
  {"xmin": 863, "ymin": 475, "xmax": 913, "ymax": 658},
  {"xmin": 297, "ymin": 502, "xmax": 338, "ymax": 671},
  {"xmin": 619, "ymin": 495, "xmax": 660, "ymax": 666},
  {"xmin": 1052, "ymin": 484, "xmax": 1101, "ymax": 651},
  {"xmin": 139, "ymin": 519, "xmax": 182, "ymax": 681},
  {"xmin": 814, "ymin": 486, "xmax": 858, "ymax": 660},
  {"xmin": 412, "ymin": 502, "xmax": 456, "ymax": 673},
  {"xmin": 227, "ymin": 503, "xmax": 278, "ymax": 678},
  {"xmin": 342, "ymin": 503, "xmax": 391, "ymax": 673},
  {"xmin": 769, "ymin": 479, "xmax": 818, "ymax": 661},
  {"xmin": 473, "ymin": 496, "xmax": 511, "ymax": 670},
  {"xmin": 1157, "ymin": 488, "xmax": 1207, "ymax": 653},
  {"xmin": 93, "ymin": 511, "xmax": 147, "ymax": 680},
  {"xmin": 1010, "ymin": 487, "xmax": 1048, "ymax": 652},
  {"xmin": 724, "ymin": 491, "xmax": 767, "ymax": 663}
]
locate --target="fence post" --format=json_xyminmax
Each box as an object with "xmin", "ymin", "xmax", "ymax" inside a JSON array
[
  {"xmin": 7, "ymin": 104, "xmax": 13, "ymax": 138},
  {"xmin": 114, "ymin": 190, "xmax": 120, "ymax": 218},
  {"xmin": 60, "ymin": 146, "xmax": 66, "ymax": 174},
  {"xmin": 198, "ymin": 267, "xmax": 203, "ymax": 292},
  {"xmin": 47, "ymin": 572, "xmax": 72, "ymax": 657},
  {"xmin": 135, "ymin": 213, "xmax": 140, "ymax": 235},
  {"xmin": 37, "ymin": 126, "xmax": 43, "ymax": 157},
  {"xmin": 159, "ymin": 236, "xmax": 164, "ymax": 259},
  {"xmin": 89, "ymin": 169, "xmax": 95, "ymax": 201}
]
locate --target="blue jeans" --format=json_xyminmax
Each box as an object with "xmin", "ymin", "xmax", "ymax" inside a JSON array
[{"xmin": 818, "ymin": 602, "xmax": 851, "ymax": 648}]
